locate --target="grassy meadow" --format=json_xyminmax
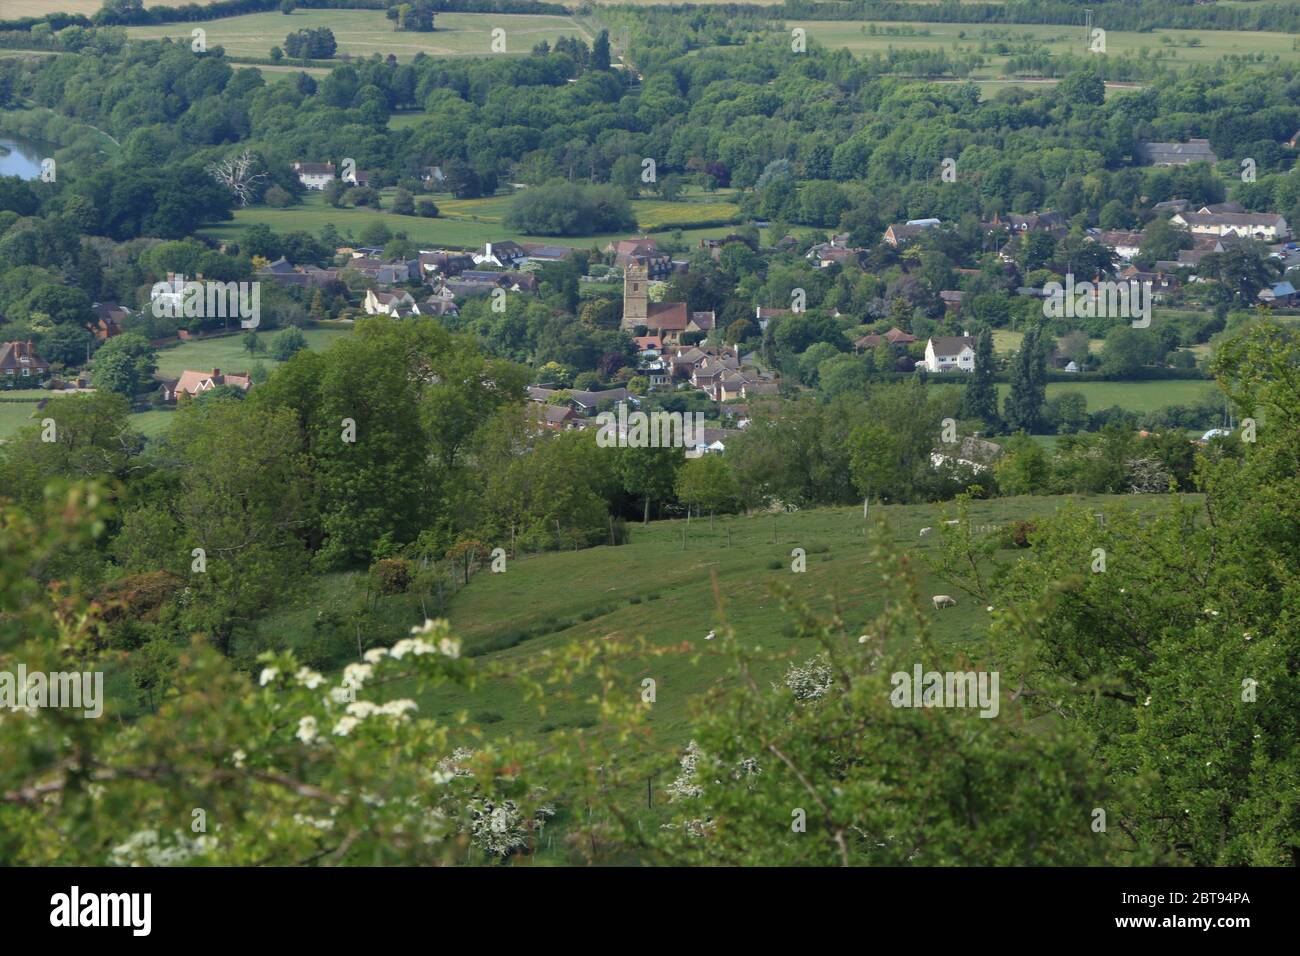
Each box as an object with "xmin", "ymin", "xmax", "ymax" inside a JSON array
[
  {"xmin": 151, "ymin": 325, "xmax": 350, "ymax": 378},
  {"xmin": 251, "ymin": 493, "xmax": 1173, "ymax": 747},
  {"xmin": 201, "ymin": 189, "xmax": 741, "ymax": 250},
  {"xmin": 787, "ymin": 20, "xmax": 1300, "ymax": 74},
  {"xmin": 124, "ymin": 10, "xmax": 592, "ymax": 62}
]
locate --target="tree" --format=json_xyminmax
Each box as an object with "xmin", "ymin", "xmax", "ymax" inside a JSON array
[
  {"xmin": 244, "ymin": 330, "xmax": 267, "ymax": 358},
  {"xmin": 617, "ymin": 445, "xmax": 680, "ymax": 524},
  {"xmin": 1003, "ymin": 327, "xmax": 1046, "ymax": 435},
  {"xmin": 962, "ymin": 329, "xmax": 1000, "ymax": 431},
  {"xmin": 206, "ymin": 149, "xmax": 268, "ymax": 208},
  {"xmin": 591, "ymin": 30, "xmax": 611, "ymax": 71},
  {"xmin": 675, "ymin": 454, "xmax": 739, "ymax": 522},
  {"xmin": 90, "ymin": 333, "xmax": 157, "ymax": 398},
  {"xmin": 270, "ymin": 326, "xmax": 307, "ymax": 361},
  {"xmin": 390, "ymin": 188, "xmax": 415, "ymax": 216}
]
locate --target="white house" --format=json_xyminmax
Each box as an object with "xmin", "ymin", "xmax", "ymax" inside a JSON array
[
  {"xmin": 1170, "ymin": 211, "xmax": 1290, "ymax": 242},
  {"xmin": 363, "ymin": 289, "xmax": 416, "ymax": 316},
  {"xmin": 291, "ymin": 161, "xmax": 336, "ymax": 190},
  {"xmin": 924, "ymin": 335, "xmax": 976, "ymax": 373}
]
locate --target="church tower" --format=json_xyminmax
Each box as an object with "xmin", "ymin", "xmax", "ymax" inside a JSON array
[{"xmin": 622, "ymin": 263, "xmax": 649, "ymax": 330}]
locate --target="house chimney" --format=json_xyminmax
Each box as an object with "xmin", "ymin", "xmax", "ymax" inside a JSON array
[{"xmin": 212, "ymin": 368, "xmax": 220, "ymax": 377}]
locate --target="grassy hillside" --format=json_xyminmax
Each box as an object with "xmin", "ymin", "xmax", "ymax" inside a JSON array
[{"xmin": 252, "ymin": 494, "xmax": 1176, "ymax": 747}]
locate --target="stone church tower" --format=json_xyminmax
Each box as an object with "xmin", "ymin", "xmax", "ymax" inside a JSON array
[{"xmin": 622, "ymin": 263, "xmax": 648, "ymax": 330}]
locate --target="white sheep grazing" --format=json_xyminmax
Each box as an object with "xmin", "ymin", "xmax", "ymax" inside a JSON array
[
  {"xmin": 932, "ymin": 595, "xmax": 957, "ymax": 610},
  {"xmin": 918, "ymin": 527, "xmax": 932, "ymax": 537},
  {"xmin": 943, "ymin": 519, "xmax": 961, "ymax": 526},
  {"xmin": 705, "ymin": 630, "xmax": 715, "ymax": 641}
]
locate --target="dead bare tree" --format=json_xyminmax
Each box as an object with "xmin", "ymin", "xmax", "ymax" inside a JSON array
[{"xmin": 207, "ymin": 149, "xmax": 268, "ymax": 207}]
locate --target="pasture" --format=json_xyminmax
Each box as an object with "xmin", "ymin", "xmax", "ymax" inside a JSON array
[
  {"xmin": 201, "ymin": 190, "xmax": 742, "ymax": 250},
  {"xmin": 124, "ymin": 10, "xmax": 592, "ymax": 62},
  {"xmin": 152, "ymin": 326, "xmax": 350, "ymax": 378},
  {"xmin": 786, "ymin": 20, "xmax": 1300, "ymax": 73},
  {"xmin": 250, "ymin": 493, "xmax": 1177, "ymax": 746}
]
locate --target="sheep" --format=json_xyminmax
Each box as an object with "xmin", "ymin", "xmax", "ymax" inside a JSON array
[
  {"xmin": 932, "ymin": 595, "xmax": 957, "ymax": 610},
  {"xmin": 705, "ymin": 630, "xmax": 715, "ymax": 641},
  {"xmin": 918, "ymin": 527, "xmax": 932, "ymax": 537},
  {"xmin": 943, "ymin": 519, "xmax": 961, "ymax": 526}
]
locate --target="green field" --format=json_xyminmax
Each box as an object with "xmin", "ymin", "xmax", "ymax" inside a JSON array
[
  {"xmin": 201, "ymin": 190, "xmax": 743, "ymax": 251},
  {"xmin": 253, "ymin": 493, "xmax": 1165, "ymax": 744},
  {"xmin": 0, "ymin": 399, "xmax": 42, "ymax": 439},
  {"xmin": 125, "ymin": 10, "xmax": 592, "ymax": 62},
  {"xmin": 788, "ymin": 20, "xmax": 1300, "ymax": 74},
  {"xmin": 992, "ymin": 378, "xmax": 1222, "ymax": 414},
  {"xmin": 3, "ymin": 0, "xmax": 228, "ymax": 15},
  {"xmin": 151, "ymin": 326, "xmax": 350, "ymax": 378}
]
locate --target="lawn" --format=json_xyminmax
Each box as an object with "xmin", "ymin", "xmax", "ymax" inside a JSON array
[
  {"xmin": 785, "ymin": 20, "xmax": 1300, "ymax": 75},
  {"xmin": 152, "ymin": 326, "xmax": 350, "ymax": 378},
  {"xmin": 125, "ymin": 10, "xmax": 592, "ymax": 62},
  {"xmin": 201, "ymin": 190, "xmax": 743, "ymax": 251}
]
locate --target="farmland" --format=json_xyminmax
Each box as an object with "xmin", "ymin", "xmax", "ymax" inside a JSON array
[
  {"xmin": 124, "ymin": 10, "xmax": 592, "ymax": 62},
  {"xmin": 200, "ymin": 190, "xmax": 741, "ymax": 250},
  {"xmin": 151, "ymin": 326, "xmax": 349, "ymax": 378},
  {"xmin": 786, "ymin": 19, "xmax": 1300, "ymax": 72}
]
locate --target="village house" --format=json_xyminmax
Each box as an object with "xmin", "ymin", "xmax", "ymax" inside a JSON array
[
  {"xmin": 257, "ymin": 258, "xmax": 341, "ymax": 290},
  {"xmin": 473, "ymin": 241, "xmax": 528, "ymax": 269},
  {"xmin": 1170, "ymin": 210, "xmax": 1290, "ymax": 242},
  {"xmin": 422, "ymin": 166, "xmax": 446, "ymax": 188},
  {"xmin": 291, "ymin": 161, "xmax": 336, "ymax": 189},
  {"xmin": 883, "ymin": 219, "xmax": 940, "ymax": 247},
  {"xmin": 89, "ymin": 303, "xmax": 131, "ymax": 340},
  {"xmin": 924, "ymin": 335, "xmax": 976, "ymax": 373},
  {"xmin": 157, "ymin": 368, "xmax": 252, "ymax": 403},
  {"xmin": 607, "ymin": 237, "xmax": 672, "ymax": 279},
  {"xmin": 700, "ymin": 234, "xmax": 755, "ymax": 262},
  {"xmin": 363, "ymin": 289, "xmax": 417, "ymax": 316},
  {"xmin": 853, "ymin": 326, "xmax": 917, "ymax": 352},
  {"xmin": 1092, "ymin": 229, "xmax": 1145, "ymax": 261},
  {"xmin": 418, "ymin": 251, "xmax": 475, "ymax": 278},
  {"xmin": 344, "ymin": 258, "xmax": 414, "ymax": 287},
  {"xmin": 0, "ymin": 340, "xmax": 50, "ymax": 384},
  {"xmin": 519, "ymin": 242, "xmax": 577, "ymax": 264},
  {"xmin": 1137, "ymin": 139, "xmax": 1219, "ymax": 167}
]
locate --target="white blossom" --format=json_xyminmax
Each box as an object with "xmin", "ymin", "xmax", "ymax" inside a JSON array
[
  {"xmin": 296, "ymin": 716, "xmax": 320, "ymax": 745},
  {"xmin": 332, "ymin": 716, "xmax": 360, "ymax": 736},
  {"xmin": 258, "ymin": 667, "xmax": 279, "ymax": 687}
]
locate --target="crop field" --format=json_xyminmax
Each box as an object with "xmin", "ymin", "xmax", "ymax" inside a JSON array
[
  {"xmin": 124, "ymin": 10, "xmax": 592, "ymax": 62},
  {"xmin": 787, "ymin": 20, "xmax": 1300, "ymax": 72},
  {"xmin": 201, "ymin": 190, "xmax": 741, "ymax": 250}
]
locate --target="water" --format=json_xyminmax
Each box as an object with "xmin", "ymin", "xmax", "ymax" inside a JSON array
[{"xmin": 0, "ymin": 133, "xmax": 55, "ymax": 180}]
